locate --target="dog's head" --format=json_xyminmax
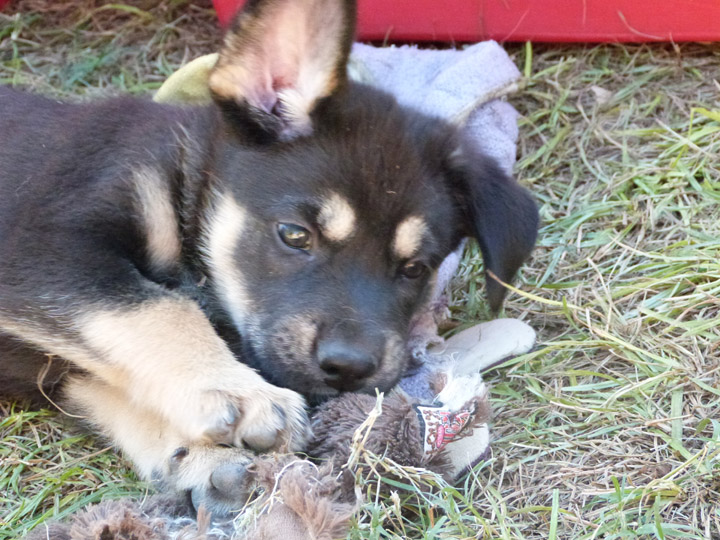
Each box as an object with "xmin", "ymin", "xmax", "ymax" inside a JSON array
[{"xmin": 201, "ymin": 0, "xmax": 538, "ymax": 400}]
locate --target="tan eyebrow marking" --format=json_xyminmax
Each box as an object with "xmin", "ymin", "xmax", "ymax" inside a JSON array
[
  {"xmin": 393, "ymin": 216, "xmax": 428, "ymax": 259},
  {"xmin": 317, "ymin": 192, "xmax": 356, "ymax": 242}
]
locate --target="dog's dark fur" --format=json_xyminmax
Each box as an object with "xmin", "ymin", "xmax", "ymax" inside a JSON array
[{"xmin": 0, "ymin": 0, "xmax": 537, "ymax": 514}]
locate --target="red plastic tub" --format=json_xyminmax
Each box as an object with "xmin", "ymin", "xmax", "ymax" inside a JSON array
[{"xmin": 213, "ymin": 0, "xmax": 720, "ymax": 42}]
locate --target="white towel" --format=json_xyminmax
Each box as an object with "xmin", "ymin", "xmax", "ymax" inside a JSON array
[{"xmin": 349, "ymin": 41, "xmax": 521, "ymax": 173}]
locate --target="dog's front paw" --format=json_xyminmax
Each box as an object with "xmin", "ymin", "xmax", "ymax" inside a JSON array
[
  {"xmin": 166, "ymin": 364, "xmax": 310, "ymax": 453},
  {"xmin": 195, "ymin": 377, "xmax": 310, "ymax": 453},
  {"xmin": 168, "ymin": 445, "xmax": 254, "ymax": 518},
  {"xmin": 232, "ymin": 383, "xmax": 310, "ymax": 452}
]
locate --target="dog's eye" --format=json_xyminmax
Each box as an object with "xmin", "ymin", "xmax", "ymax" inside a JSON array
[
  {"xmin": 277, "ymin": 223, "xmax": 312, "ymax": 250},
  {"xmin": 399, "ymin": 260, "xmax": 426, "ymax": 279}
]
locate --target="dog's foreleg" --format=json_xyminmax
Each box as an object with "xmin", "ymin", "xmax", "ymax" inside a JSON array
[
  {"xmin": 65, "ymin": 375, "xmax": 255, "ymax": 515},
  {"xmin": 0, "ymin": 288, "xmax": 308, "ymax": 453},
  {"xmin": 72, "ymin": 295, "xmax": 309, "ymax": 452}
]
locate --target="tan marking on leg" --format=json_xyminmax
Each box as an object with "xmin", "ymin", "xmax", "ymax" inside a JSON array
[
  {"xmin": 65, "ymin": 375, "xmax": 254, "ymax": 510},
  {"xmin": 65, "ymin": 375, "xmax": 182, "ymax": 478},
  {"xmin": 133, "ymin": 167, "xmax": 181, "ymax": 272},
  {"xmin": 76, "ymin": 297, "xmax": 309, "ymax": 450},
  {"xmin": 318, "ymin": 192, "xmax": 356, "ymax": 242},
  {"xmin": 393, "ymin": 216, "xmax": 428, "ymax": 259},
  {"xmin": 0, "ymin": 314, "xmax": 123, "ymax": 379},
  {"xmin": 200, "ymin": 191, "xmax": 251, "ymax": 330}
]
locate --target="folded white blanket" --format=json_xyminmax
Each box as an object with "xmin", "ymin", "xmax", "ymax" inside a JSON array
[{"xmin": 350, "ymin": 42, "xmax": 521, "ymax": 173}]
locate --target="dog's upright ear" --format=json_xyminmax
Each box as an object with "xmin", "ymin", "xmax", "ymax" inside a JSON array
[
  {"xmin": 209, "ymin": 0, "xmax": 356, "ymax": 142},
  {"xmin": 444, "ymin": 139, "xmax": 539, "ymax": 312}
]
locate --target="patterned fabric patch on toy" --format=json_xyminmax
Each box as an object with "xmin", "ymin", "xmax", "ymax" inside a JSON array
[{"xmin": 414, "ymin": 404, "xmax": 474, "ymax": 459}]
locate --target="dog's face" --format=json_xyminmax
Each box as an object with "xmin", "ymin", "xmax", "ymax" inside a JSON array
[
  {"xmin": 201, "ymin": 0, "xmax": 538, "ymax": 400},
  {"xmin": 206, "ymin": 88, "xmax": 466, "ymax": 398}
]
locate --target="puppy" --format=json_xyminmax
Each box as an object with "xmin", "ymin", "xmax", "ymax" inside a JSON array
[{"xmin": 0, "ymin": 0, "xmax": 538, "ymax": 513}]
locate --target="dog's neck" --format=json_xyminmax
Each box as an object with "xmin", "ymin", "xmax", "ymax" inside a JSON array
[{"xmin": 159, "ymin": 106, "xmax": 255, "ymax": 342}]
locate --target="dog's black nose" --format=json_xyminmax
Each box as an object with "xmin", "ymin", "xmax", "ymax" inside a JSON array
[{"xmin": 317, "ymin": 340, "xmax": 378, "ymax": 391}]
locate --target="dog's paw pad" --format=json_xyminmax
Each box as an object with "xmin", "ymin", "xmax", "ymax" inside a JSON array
[
  {"xmin": 191, "ymin": 461, "xmax": 250, "ymax": 516},
  {"xmin": 210, "ymin": 462, "xmax": 248, "ymax": 498},
  {"xmin": 169, "ymin": 445, "xmax": 254, "ymax": 518}
]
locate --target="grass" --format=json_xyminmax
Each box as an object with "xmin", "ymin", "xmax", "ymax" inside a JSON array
[
  {"xmin": 0, "ymin": 403, "xmax": 147, "ymax": 537},
  {"xmin": 1, "ymin": 1, "xmax": 719, "ymax": 538}
]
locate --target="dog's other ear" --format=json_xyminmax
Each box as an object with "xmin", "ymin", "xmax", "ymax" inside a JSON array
[
  {"xmin": 209, "ymin": 0, "xmax": 356, "ymax": 142},
  {"xmin": 445, "ymin": 140, "xmax": 539, "ymax": 312}
]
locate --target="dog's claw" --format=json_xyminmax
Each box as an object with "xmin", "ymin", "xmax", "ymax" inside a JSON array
[{"xmin": 171, "ymin": 446, "xmax": 189, "ymax": 462}]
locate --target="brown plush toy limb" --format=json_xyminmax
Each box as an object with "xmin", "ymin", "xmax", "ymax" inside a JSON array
[
  {"xmin": 310, "ymin": 392, "xmax": 427, "ymax": 468},
  {"xmin": 24, "ymin": 460, "xmax": 353, "ymax": 540},
  {"xmin": 25, "ymin": 495, "xmax": 197, "ymax": 540},
  {"xmin": 244, "ymin": 457, "xmax": 355, "ymax": 540}
]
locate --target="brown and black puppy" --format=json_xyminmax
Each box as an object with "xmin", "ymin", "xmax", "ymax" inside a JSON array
[{"xmin": 0, "ymin": 0, "xmax": 538, "ymax": 514}]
